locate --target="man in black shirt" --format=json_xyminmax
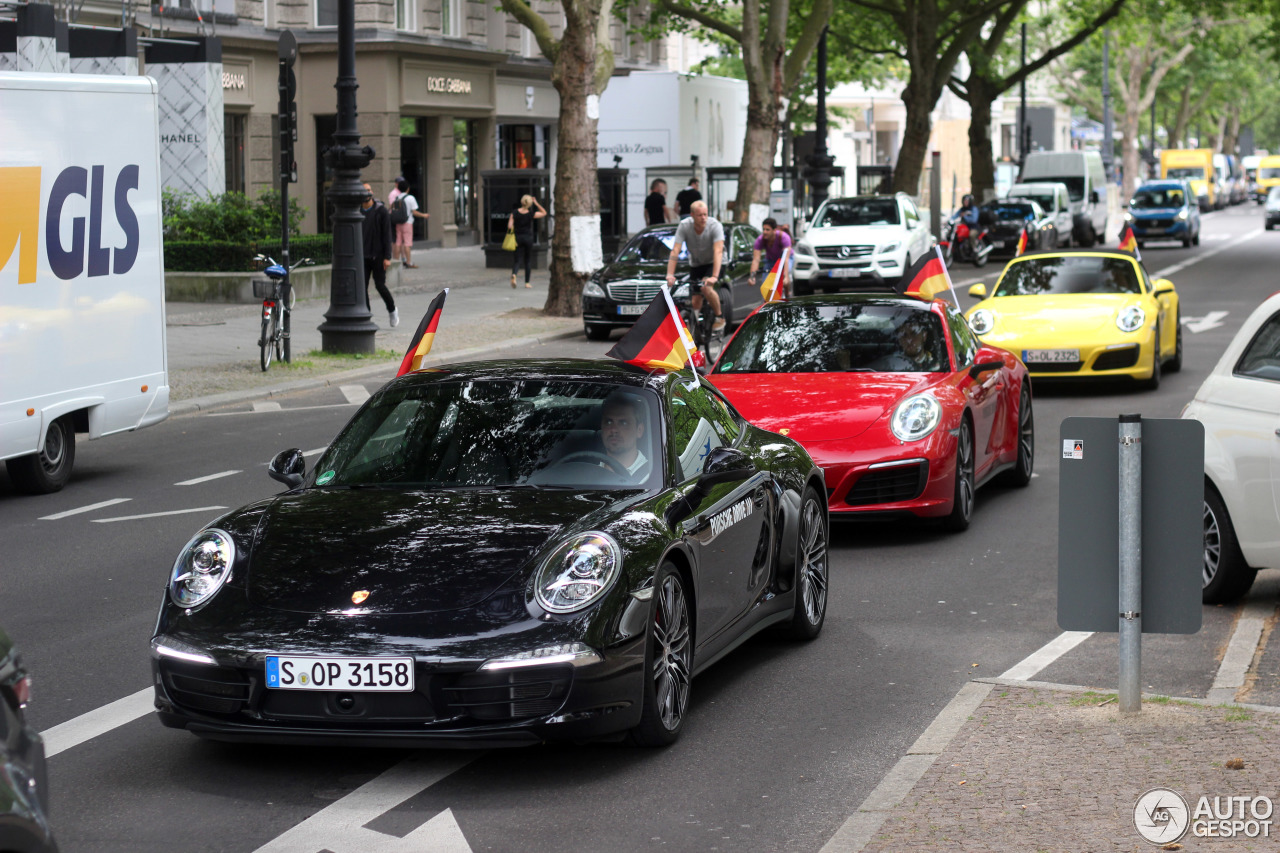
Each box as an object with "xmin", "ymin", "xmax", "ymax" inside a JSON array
[
  {"xmin": 361, "ymin": 182, "xmax": 398, "ymax": 327},
  {"xmin": 675, "ymin": 177, "xmax": 702, "ymax": 217},
  {"xmin": 644, "ymin": 179, "xmax": 672, "ymax": 226}
]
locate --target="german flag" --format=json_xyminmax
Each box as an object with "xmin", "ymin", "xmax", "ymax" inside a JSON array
[
  {"xmin": 1015, "ymin": 227, "xmax": 1028, "ymax": 257},
  {"xmin": 759, "ymin": 248, "xmax": 790, "ymax": 303},
  {"xmin": 1118, "ymin": 224, "xmax": 1141, "ymax": 259},
  {"xmin": 896, "ymin": 247, "xmax": 954, "ymax": 302},
  {"xmin": 396, "ymin": 289, "xmax": 448, "ymax": 377},
  {"xmin": 606, "ymin": 285, "xmax": 696, "ymax": 373}
]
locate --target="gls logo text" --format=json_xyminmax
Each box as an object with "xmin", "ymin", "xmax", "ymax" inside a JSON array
[{"xmin": 0, "ymin": 165, "xmax": 141, "ymax": 285}]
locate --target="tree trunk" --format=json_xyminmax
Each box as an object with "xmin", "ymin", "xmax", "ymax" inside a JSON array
[
  {"xmin": 1120, "ymin": 108, "xmax": 1142, "ymax": 202},
  {"xmin": 1223, "ymin": 106, "xmax": 1240, "ymax": 156},
  {"xmin": 733, "ymin": 84, "xmax": 781, "ymax": 223},
  {"xmin": 893, "ymin": 80, "xmax": 936, "ymax": 196},
  {"xmin": 967, "ymin": 77, "xmax": 997, "ymax": 202},
  {"xmin": 543, "ymin": 7, "xmax": 605, "ymax": 317},
  {"xmin": 1170, "ymin": 83, "xmax": 1193, "ymax": 149}
]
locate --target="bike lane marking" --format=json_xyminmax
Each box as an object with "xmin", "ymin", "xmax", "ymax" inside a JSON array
[
  {"xmin": 91, "ymin": 506, "xmax": 226, "ymax": 524},
  {"xmin": 175, "ymin": 470, "xmax": 241, "ymax": 486},
  {"xmin": 41, "ymin": 687, "xmax": 155, "ymax": 758}
]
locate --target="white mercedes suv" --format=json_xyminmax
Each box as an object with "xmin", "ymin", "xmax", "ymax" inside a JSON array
[{"xmin": 793, "ymin": 193, "xmax": 935, "ymax": 294}]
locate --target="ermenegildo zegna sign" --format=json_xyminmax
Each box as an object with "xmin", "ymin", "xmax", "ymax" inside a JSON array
[{"xmin": 400, "ymin": 60, "xmax": 494, "ymax": 110}]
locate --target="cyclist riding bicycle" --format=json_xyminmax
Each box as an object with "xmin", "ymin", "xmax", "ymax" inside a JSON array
[{"xmin": 665, "ymin": 200, "xmax": 726, "ymax": 332}]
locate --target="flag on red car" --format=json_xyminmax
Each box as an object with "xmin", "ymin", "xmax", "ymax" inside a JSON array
[
  {"xmin": 897, "ymin": 247, "xmax": 955, "ymax": 303},
  {"xmin": 396, "ymin": 289, "xmax": 448, "ymax": 376}
]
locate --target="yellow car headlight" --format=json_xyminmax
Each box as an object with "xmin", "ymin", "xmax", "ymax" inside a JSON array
[{"xmin": 1116, "ymin": 305, "xmax": 1146, "ymax": 333}]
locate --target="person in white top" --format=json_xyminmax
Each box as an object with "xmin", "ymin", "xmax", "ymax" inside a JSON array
[{"xmin": 389, "ymin": 178, "xmax": 429, "ymax": 268}]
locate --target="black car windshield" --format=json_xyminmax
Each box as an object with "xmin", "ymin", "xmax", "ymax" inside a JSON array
[
  {"xmin": 1130, "ymin": 188, "xmax": 1185, "ymax": 208},
  {"xmin": 1165, "ymin": 167, "xmax": 1206, "ymax": 180},
  {"xmin": 985, "ymin": 202, "xmax": 1035, "ymax": 221},
  {"xmin": 995, "ymin": 256, "xmax": 1142, "ymax": 296},
  {"xmin": 813, "ymin": 198, "xmax": 899, "ymax": 227},
  {"xmin": 614, "ymin": 230, "xmax": 689, "ymax": 264},
  {"xmin": 715, "ymin": 303, "xmax": 949, "ymax": 373},
  {"xmin": 312, "ymin": 380, "xmax": 663, "ymax": 490}
]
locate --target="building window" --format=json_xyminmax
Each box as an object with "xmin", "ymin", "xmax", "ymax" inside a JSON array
[
  {"xmin": 454, "ymin": 118, "xmax": 476, "ymax": 230},
  {"xmin": 498, "ymin": 124, "xmax": 549, "ymax": 169},
  {"xmin": 396, "ymin": 0, "xmax": 415, "ymax": 31},
  {"xmin": 224, "ymin": 112, "xmax": 247, "ymax": 194},
  {"xmin": 442, "ymin": 0, "xmax": 461, "ymax": 36},
  {"xmin": 315, "ymin": 0, "xmax": 337, "ymax": 28}
]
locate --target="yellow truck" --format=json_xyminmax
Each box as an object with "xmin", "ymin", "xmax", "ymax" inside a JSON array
[
  {"xmin": 1161, "ymin": 149, "xmax": 1217, "ymax": 211},
  {"xmin": 1254, "ymin": 155, "xmax": 1280, "ymax": 203}
]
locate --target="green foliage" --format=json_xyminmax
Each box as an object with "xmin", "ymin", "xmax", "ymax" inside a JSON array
[
  {"xmin": 164, "ymin": 234, "xmax": 332, "ymax": 272},
  {"xmin": 162, "ymin": 189, "xmax": 306, "ymax": 243}
]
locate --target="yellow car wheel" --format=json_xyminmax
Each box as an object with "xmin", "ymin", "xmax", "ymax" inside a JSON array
[{"xmin": 1142, "ymin": 323, "xmax": 1162, "ymax": 391}]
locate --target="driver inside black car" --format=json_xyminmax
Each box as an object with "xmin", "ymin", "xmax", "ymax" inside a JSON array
[{"xmin": 599, "ymin": 392, "xmax": 651, "ymax": 479}]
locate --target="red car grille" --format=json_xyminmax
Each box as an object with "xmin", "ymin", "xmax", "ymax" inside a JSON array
[{"xmin": 844, "ymin": 462, "xmax": 929, "ymax": 506}]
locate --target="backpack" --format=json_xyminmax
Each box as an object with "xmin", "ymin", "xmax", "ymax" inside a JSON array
[{"xmin": 390, "ymin": 195, "xmax": 410, "ymax": 225}]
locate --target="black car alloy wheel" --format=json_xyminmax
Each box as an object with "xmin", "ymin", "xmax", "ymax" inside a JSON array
[
  {"xmin": 789, "ymin": 489, "xmax": 828, "ymax": 639},
  {"xmin": 632, "ymin": 562, "xmax": 691, "ymax": 745},
  {"xmin": 945, "ymin": 418, "xmax": 975, "ymax": 531}
]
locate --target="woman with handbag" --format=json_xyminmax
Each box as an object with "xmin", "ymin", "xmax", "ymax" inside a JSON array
[{"xmin": 506, "ymin": 195, "xmax": 546, "ymax": 288}]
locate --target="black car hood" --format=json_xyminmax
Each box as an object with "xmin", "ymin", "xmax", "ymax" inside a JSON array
[
  {"xmin": 246, "ymin": 488, "xmax": 623, "ymax": 615},
  {"xmin": 599, "ymin": 260, "xmax": 681, "ymax": 283}
]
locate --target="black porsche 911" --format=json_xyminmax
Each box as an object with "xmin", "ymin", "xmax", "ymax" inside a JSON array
[{"xmin": 151, "ymin": 360, "xmax": 828, "ymax": 747}]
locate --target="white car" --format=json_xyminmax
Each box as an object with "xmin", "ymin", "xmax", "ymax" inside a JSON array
[
  {"xmin": 1183, "ymin": 292, "xmax": 1280, "ymax": 602},
  {"xmin": 793, "ymin": 194, "xmax": 934, "ymax": 295},
  {"xmin": 1007, "ymin": 182, "xmax": 1074, "ymax": 247}
]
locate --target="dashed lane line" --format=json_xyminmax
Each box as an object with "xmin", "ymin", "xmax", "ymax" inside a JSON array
[
  {"xmin": 340, "ymin": 384, "xmax": 370, "ymax": 405},
  {"xmin": 174, "ymin": 470, "xmax": 241, "ymax": 486},
  {"xmin": 41, "ymin": 687, "xmax": 154, "ymax": 758},
  {"xmin": 253, "ymin": 401, "xmax": 282, "ymax": 413},
  {"xmin": 1151, "ymin": 228, "xmax": 1262, "ymax": 279},
  {"xmin": 38, "ymin": 498, "xmax": 131, "ymax": 521},
  {"xmin": 302, "ymin": 446, "xmax": 328, "ymax": 458},
  {"xmin": 91, "ymin": 506, "xmax": 227, "ymax": 524}
]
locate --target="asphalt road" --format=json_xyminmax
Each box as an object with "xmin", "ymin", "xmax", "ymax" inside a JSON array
[{"xmin": 1, "ymin": 204, "xmax": 1276, "ymax": 852}]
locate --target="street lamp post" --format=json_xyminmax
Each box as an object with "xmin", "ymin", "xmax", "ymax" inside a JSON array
[
  {"xmin": 317, "ymin": 0, "xmax": 377, "ymax": 353},
  {"xmin": 804, "ymin": 27, "xmax": 835, "ymax": 214}
]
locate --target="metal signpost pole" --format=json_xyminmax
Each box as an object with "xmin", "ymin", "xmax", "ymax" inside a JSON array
[
  {"xmin": 1118, "ymin": 414, "xmax": 1143, "ymax": 713},
  {"xmin": 278, "ymin": 30, "xmax": 297, "ymax": 362}
]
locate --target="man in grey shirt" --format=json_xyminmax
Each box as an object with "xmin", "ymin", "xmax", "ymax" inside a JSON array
[{"xmin": 665, "ymin": 201, "xmax": 725, "ymax": 331}]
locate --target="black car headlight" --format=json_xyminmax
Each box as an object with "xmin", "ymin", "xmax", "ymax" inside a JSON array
[
  {"xmin": 535, "ymin": 532, "xmax": 621, "ymax": 614},
  {"xmin": 169, "ymin": 529, "xmax": 235, "ymax": 609}
]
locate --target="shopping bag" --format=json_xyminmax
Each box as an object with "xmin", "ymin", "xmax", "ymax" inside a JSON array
[{"xmin": 502, "ymin": 229, "xmax": 517, "ymax": 251}]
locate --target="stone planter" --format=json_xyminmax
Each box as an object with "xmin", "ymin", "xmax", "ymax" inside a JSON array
[{"xmin": 165, "ymin": 264, "xmax": 403, "ymax": 303}]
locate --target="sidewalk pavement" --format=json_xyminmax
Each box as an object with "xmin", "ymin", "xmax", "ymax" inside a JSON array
[{"xmin": 165, "ymin": 245, "xmax": 581, "ymax": 409}]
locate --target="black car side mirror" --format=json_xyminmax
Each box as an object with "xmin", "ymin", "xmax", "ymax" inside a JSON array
[
  {"xmin": 268, "ymin": 448, "xmax": 306, "ymax": 489},
  {"xmin": 968, "ymin": 360, "xmax": 1004, "ymax": 380}
]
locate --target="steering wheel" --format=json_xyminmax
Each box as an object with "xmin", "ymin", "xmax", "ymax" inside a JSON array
[{"xmin": 558, "ymin": 451, "xmax": 631, "ymax": 477}]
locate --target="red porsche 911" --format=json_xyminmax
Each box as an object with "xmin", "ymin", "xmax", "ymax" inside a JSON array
[{"xmin": 708, "ymin": 294, "xmax": 1033, "ymax": 530}]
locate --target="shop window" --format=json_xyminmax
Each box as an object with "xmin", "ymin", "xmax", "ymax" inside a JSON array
[
  {"xmin": 442, "ymin": 0, "xmax": 461, "ymax": 36},
  {"xmin": 454, "ymin": 119, "xmax": 477, "ymax": 230},
  {"xmin": 315, "ymin": 0, "xmax": 337, "ymax": 27},
  {"xmin": 396, "ymin": 0, "xmax": 415, "ymax": 31},
  {"xmin": 498, "ymin": 124, "xmax": 549, "ymax": 170},
  {"xmin": 399, "ymin": 118, "xmax": 427, "ymax": 241},
  {"xmin": 224, "ymin": 112, "xmax": 247, "ymax": 194}
]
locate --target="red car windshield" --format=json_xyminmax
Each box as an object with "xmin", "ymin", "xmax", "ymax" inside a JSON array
[{"xmin": 714, "ymin": 303, "xmax": 949, "ymax": 374}]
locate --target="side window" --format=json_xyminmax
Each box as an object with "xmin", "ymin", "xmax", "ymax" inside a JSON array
[
  {"xmin": 1235, "ymin": 312, "xmax": 1280, "ymax": 382},
  {"xmin": 946, "ymin": 308, "xmax": 979, "ymax": 368},
  {"xmin": 702, "ymin": 386, "xmax": 743, "ymax": 443},
  {"xmin": 903, "ymin": 200, "xmax": 920, "ymax": 228},
  {"xmin": 669, "ymin": 387, "xmax": 724, "ymax": 481}
]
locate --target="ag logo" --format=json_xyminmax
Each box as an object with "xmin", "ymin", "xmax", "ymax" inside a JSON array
[{"xmin": 1134, "ymin": 788, "xmax": 1190, "ymax": 844}]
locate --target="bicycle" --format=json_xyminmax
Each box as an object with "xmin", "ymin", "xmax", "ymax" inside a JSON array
[
  {"xmin": 671, "ymin": 277, "xmax": 724, "ymax": 369},
  {"xmin": 252, "ymin": 255, "xmax": 312, "ymax": 372}
]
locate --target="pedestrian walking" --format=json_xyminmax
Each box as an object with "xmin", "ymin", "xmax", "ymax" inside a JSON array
[
  {"xmin": 389, "ymin": 178, "xmax": 428, "ymax": 268},
  {"xmin": 360, "ymin": 183, "xmax": 398, "ymax": 328},
  {"xmin": 644, "ymin": 179, "xmax": 673, "ymax": 226},
  {"xmin": 507, "ymin": 194, "xmax": 547, "ymax": 288},
  {"xmin": 675, "ymin": 177, "xmax": 702, "ymax": 217}
]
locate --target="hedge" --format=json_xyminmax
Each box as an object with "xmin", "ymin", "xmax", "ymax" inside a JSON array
[{"xmin": 165, "ymin": 234, "xmax": 333, "ymax": 272}]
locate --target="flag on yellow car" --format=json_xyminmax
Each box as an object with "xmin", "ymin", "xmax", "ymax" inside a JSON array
[
  {"xmin": 1119, "ymin": 224, "xmax": 1141, "ymax": 260},
  {"xmin": 1015, "ymin": 227, "xmax": 1028, "ymax": 257}
]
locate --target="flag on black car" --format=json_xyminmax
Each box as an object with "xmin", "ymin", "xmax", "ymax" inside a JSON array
[
  {"xmin": 396, "ymin": 288, "xmax": 448, "ymax": 376},
  {"xmin": 605, "ymin": 286, "xmax": 697, "ymax": 372}
]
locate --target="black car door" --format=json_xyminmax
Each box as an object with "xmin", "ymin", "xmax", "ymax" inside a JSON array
[{"xmin": 666, "ymin": 381, "xmax": 770, "ymax": 646}]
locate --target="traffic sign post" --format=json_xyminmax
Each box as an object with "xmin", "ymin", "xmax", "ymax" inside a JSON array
[
  {"xmin": 278, "ymin": 30, "xmax": 297, "ymax": 362},
  {"xmin": 1058, "ymin": 415, "xmax": 1205, "ymax": 714}
]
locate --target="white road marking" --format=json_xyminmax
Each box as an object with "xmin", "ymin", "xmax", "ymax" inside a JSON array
[
  {"xmin": 174, "ymin": 470, "xmax": 241, "ymax": 486},
  {"xmin": 1207, "ymin": 601, "xmax": 1272, "ymax": 704},
  {"xmin": 254, "ymin": 754, "xmax": 477, "ymax": 853},
  {"xmin": 1151, "ymin": 228, "xmax": 1262, "ymax": 279},
  {"xmin": 253, "ymin": 401, "xmax": 282, "ymax": 412},
  {"xmin": 210, "ymin": 402, "xmax": 357, "ymax": 417},
  {"xmin": 820, "ymin": 681, "xmax": 994, "ymax": 852},
  {"xmin": 38, "ymin": 498, "xmax": 131, "ymax": 521},
  {"xmin": 1182, "ymin": 310, "xmax": 1229, "ymax": 333},
  {"xmin": 41, "ymin": 687, "xmax": 154, "ymax": 758},
  {"xmin": 340, "ymin": 384, "xmax": 370, "ymax": 405},
  {"xmin": 91, "ymin": 506, "xmax": 226, "ymax": 524},
  {"xmin": 302, "ymin": 446, "xmax": 328, "ymax": 458},
  {"xmin": 999, "ymin": 630, "xmax": 1093, "ymax": 681}
]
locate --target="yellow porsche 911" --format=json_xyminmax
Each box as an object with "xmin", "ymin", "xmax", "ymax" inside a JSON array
[{"xmin": 964, "ymin": 249, "xmax": 1182, "ymax": 389}]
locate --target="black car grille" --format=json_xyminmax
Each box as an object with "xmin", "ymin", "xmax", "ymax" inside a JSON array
[
  {"xmin": 261, "ymin": 688, "xmax": 434, "ymax": 723},
  {"xmin": 606, "ymin": 280, "xmax": 663, "ymax": 303},
  {"xmin": 815, "ymin": 245, "xmax": 874, "ymax": 260},
  {"xmin": 439, "ymin": 666, "xmax": 572, "ymax": 721},
  {"xmin": 1029, "ymin": 360, "xmax": 1084, "ymax": 373},
  {"xmin": 845, "ymin": 462, "xmax": 928, "ymax": 506},
  {"xmin": 1139, "ymin": 218, "xmax": 1173, "ymax": 229},
  {"xmin": 161, "ymin": 660, "xmax": 252, "ymax": 715},
  {"xmin": 1092, "ymin": 346, "xmax": 1140, "ymax": 371}
]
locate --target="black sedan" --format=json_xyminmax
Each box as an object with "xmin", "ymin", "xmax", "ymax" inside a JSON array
[
  {"xmin": 0, "ymin": 629, "xmax": 57, "ymax": 853},
  {"xmin": 151, "ymin": 360, "xmax": 828, "ymax": 747},
  {"xmin": 981, "ymin": 199, "xmax": 1058, "ymax": 257},
  {"xmin": 582, "ymin": 223, "xmax": 763, "ymax": 341}
]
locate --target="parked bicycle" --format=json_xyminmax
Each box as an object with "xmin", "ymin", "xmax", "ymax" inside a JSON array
[
  {"xmin": 253, "ymin": 254, "xmax": 312, "ymax": 372},
  {"xmin": 671, "ymin": 277, "xmax": 723, "ymax": 369}
]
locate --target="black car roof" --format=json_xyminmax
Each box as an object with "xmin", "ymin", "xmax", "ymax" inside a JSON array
[{"xmin": 388, "ymin": 358, "xmax": 669, "ymax": 390}]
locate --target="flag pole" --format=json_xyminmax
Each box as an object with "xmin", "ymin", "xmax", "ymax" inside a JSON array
[
  {"xmin": 660, "ymin": 283, "xmax": 703, "ymax": 388},
  {"xmin": 936, "ymin": 246, "xmax": 962, "ymax": 311}
]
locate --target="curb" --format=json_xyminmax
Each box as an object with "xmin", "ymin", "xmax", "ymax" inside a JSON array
[{"xmin": 169, "ymin": 327, "xmax": 582, "ymax": 416}]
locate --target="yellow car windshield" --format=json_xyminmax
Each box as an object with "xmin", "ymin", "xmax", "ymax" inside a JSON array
[{"xmin": 995, "ymin": 256, "xmax": 1142, "ymax": 297}]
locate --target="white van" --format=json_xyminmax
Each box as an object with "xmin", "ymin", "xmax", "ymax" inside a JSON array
[
  {"xmin": 1018, "ymin": 152, "xmax": 1108, "ymax": 246},
  {"xmin": 0, "ymin": 72, "xmax": 169, "ymax": 493}
]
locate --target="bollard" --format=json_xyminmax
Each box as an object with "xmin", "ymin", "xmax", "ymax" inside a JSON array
[{"xmin": 1118, "ymin": 413, "xmax": 1142, "ymax": 713}]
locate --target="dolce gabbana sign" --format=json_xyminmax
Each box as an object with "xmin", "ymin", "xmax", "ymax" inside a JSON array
[
  {"xmin": 220, "ymin": 56, "xmax": 253, "ymax": 106},
  {"xmin": 402, "ymin": 60, "xmax": 493, "ymax": 111}
]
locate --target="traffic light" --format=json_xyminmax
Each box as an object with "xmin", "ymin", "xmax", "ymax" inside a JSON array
[{"xmin": 278, "ymin": 31, "xmax": 298, "ymax": 185}]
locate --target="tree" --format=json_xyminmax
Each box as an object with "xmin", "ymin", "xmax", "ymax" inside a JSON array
[
  {"xmin": 641, "ymin": 0, "xmax": 832, "ymax": 221},
  {"xmin": 948, "ymin": 0, "xmax": 1127, "ymax": 201},
  {"xmin": 500, "ymin": 0, "xmax": 616, "ymax": 315}
]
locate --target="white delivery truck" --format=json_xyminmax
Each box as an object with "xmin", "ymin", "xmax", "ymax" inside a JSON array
[{"xmin": 0, "ymin": 72, "xmax": 169, "ymax": 494}]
